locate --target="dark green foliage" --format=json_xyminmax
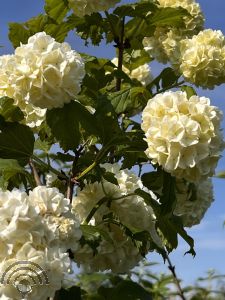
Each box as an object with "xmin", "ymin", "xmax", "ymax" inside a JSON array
[{"xmin": 0, "ymin": 122, "xmax": 34, "ymax": 166}]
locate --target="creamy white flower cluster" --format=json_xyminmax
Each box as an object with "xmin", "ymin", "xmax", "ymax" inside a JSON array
[
  {"xmin": 72, "ymin": 163, "xmax": 161, "ymax": 273},
  {"xmin": 68, "ymin": 0, "xmax": 120, "ymax": 17},
  {"xmin": 178, "ymin": 29, "xmax": 225, "ymax": 88},
  {"xmin": 141, "ymin": 91, "xmax": 224, "ymax": 182},
  {"xmin": 111, "ymin": 58, "xmax": 153, "ymax": 86},
  {"xmin": 174, "ymin": 178, "xmax": 214, "ymax": 227},
  {"xmin": 0, "ymin": 187, "xmax": 81, "ymax": 300},
  {"xmin": 0, "ymin": 32, "xmax": 85, "ymax": 127},
  {"xmin": 143, "ymin": 0, "xmax": 204, "ymax": 64}
]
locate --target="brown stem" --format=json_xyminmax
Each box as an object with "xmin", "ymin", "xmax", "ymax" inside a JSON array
[
  {"xmin": 66, "ymin": 175, "xmax": 74, "ymax": 202},
  {"xmin": 116, "ymin": 16, "xmax": 125, "ymax": 92},
  {"xmin": 166, "ymin": 254, "xmax": 187, "ymax": 300},
  {"xmin": 29, "ymin": 159, "xmax": 42, "ymax": 186},
  {"xmin": 66, "ymin": 144, "xmax": 86, "ymax": 202}
]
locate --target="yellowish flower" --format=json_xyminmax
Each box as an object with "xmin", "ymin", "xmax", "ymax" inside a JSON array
[
  {"xmin": 179, "ymin": 29, "xmax": 225, "ymax": 88},
  {"xmin": 141, "ymin": 91, "xmax": 224, "ymax": 182}
]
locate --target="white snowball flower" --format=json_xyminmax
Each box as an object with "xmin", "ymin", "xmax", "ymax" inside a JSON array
[
  {"xmin": 0, "ymin": 187, "xmax": 82, "ymax": 299},
  {"xmin": 0, "ymin": 55, "xmax": 46, "ymax": 128},
  {"xmin": 0, "ymin": 32, "xmax": 85, "ymax": 111},
  {"xmin": 141, "ymin": 91, "xmax": 224, "ymax": 182},
  {"xmin": 0, "ymin": 243, "xmax": 71, "ymax": 300},
  {"xmin": 111, "ymin": 58, "xmax": 153, "ymax": 86},
  {"xmin": 68, "ymin": 0, "xmax": 120, "ymax": 17},
  {"xmin": 28, "ymin": 186, "xmax": 82, "ymax": 251},
  {"xmin": 0, "ymin": 189, "xmax": 45, "ymax": 258},
  {"xmin": 45, "ymin": 214, "xmax": 82, "ymax": 251},
  {"xmin": 143, "ymin": 0, "xmax": 204, "ymax": 64},
  {"xmin": 72, "ymin": 163, "xmax": 161, "ymax": 272},
  {"xmin": 174, "ymin": 179, "xmax": 214, "ymax": 227},
  {"xmin": 14, "ymin": 32, "xmax": 85, "ymax": 109},
  {"xmin": 28, "ymin": 186, "xmax": 70, "ymax": 216},
  {"xmin": 178, "ymin": 29, "xmax": 225, "ymax": 88}
]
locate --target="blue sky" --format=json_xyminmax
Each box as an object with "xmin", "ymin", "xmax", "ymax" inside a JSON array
[{"xmin": 0, "ymin": 0, "xmax": 225, "ymax": 286}]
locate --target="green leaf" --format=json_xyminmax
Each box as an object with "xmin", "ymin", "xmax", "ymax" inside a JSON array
[
  {"xmin": 68, "ymin": 13, "xmax": 105, "ymax": 45},
  {"xmin": 114, "ymin": 2, "xmax": 157, "ymax": 18},
  {"xmin": 0, "ymin": 159, "xmax": 26, "ymax": 189},
  {"xmin": 9, "ymin": 14, "xmax": 72, "ymax": 48},
  {"xmin": 8, "ymin": 23, "xmax": 31, "ymax": 48},
  {"xmin": 0, "ymin": 97, "xmax": 24, "ymax": 122},
  {"xmin": 0, "ymin": 122, "xmax": 34, "ymax": 166},
  {"xmin": 81, "ymin": 224, "xmax": 114, "ymax": 245},
  {"xmin": 113, "ymin": 5, "xmax": 135, "ymax": 17},
  {"xmin": 94, "ymin": 96, "xmax": 122, "ymax": 145},
  {"xmin": 55, "ymin": 287, "xmax": 81, "ymax": 300},
  {"xmin": 148, "ymin": 67, "xmax": 180, "ymax": 90},
  {"xmin": 181, "ymin": 85, "xmax": 197, "ymax": 98},
  {"xmin": 109, "ymin": 87, "xmax": 151, "ymax": 115},
  {"xmin": 160, "ymin": 171, "xmax": 176, "ymax": 215},
  {"xmin": 157, "ymin": 215, "xmax": 195, "ymax": 255},
  {"xmin": 149, "ymin": 7, "xmax": 190, "ymax": 27},
  {"xmin": 135, "ymin": 189, "xmax": 161, "ymax": 215},
  {"xmin": 141, "ymin": 170, "xmax": 163, "ymax": 191},
  {"xmin": 123, "ymin": 49, "xmax": 152, "ymax": 71},
  {"xmin": 44, "ymin": 21, "xmax": 73, "ymax": 42},
  {"xmin": 101, "ymin": 280, "xmax": 153, "ymax": 300},
  {"xmin": 102, "ymin": 171, "xmax": 118, "ymax": 186},
  {"xmin": 126, "ymin": 17, "xmax": 155, "ymax": 40},
  {"xmin": 45, "ymin": 0, "xmax": 69, "ymax": 23},
  {"xmin": 34, "ymin": 138, "xmax": 52, "ymax": 153},
  {"xmin": 46, "ymin": 101, "xmax": 98, "ymax": 151}
]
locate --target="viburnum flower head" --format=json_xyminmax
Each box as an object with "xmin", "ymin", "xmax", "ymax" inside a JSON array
[
  {"xmin": 0, "ymin": 243, "xmax": 71, "ymax": 300},
  {"xmin": 72, "ymin": 163, "xmax": 161, "ymax": 272},
  {"xmin": 28, "ymin": 186, "xmax": 82, "ymax": 250},
  {"xmin": 15, "ymin": 32, "xmax": 85, "ymax": 109},
  {"xmin": 0, "ymin": 55, "xmax": 46, "ymax": 127},
  {"xmin": 0, "ymin": 32, "xmax": 85, "ymax": 110},
  {"xmin": 178, "ymin": 29, "xmax": 225, "ymax": 88},
  {"xmin": 141, "ymin": 91, "xmax": 224, "ymax": 182},
  {"xmin": 143, "ymin": 0, "xmax": 204, "ymax": 64},
  {"xmin": 0, "ymin": 187, "xmax": 81, "ymax": 299},
  {"xmin": 68, "ymin": 0, "xmax": 121, "ymax": 17},
  {"xmin": 0, "ymin": 189, "xmax": 44, "ymax": 259},
  {"xmin": 174, "ymin": 178, "xmax": 214, "ymax": 227}
]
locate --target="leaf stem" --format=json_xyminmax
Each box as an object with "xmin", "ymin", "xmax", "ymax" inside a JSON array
[{"xmin": 75, "ymin": 161, "xmax": 97, "ymax": 181}]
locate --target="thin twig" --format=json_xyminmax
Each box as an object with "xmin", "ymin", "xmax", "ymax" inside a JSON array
[
  {"xmin": 66, "ymin": 143, "xmax": 87, "ymax": 202},
  {"xmin": 32, "ymin": 155, "xmax": 68, "ymax": 180},
  {"xmin": 29, "ymin": 159, "xmax": 42, "ymax": 186},
  {"xmin": 116, "ymin": 16, "xmax": 125, "ymax": 91},
  {"xmin": 166, "ymin": 254, "xmax": 187, "ymax": 300}
]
